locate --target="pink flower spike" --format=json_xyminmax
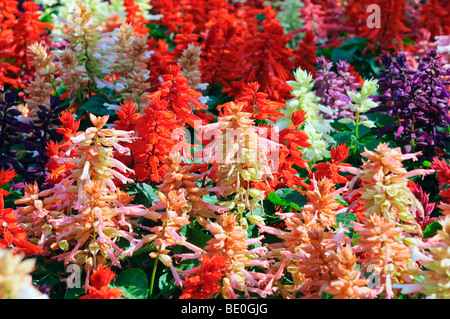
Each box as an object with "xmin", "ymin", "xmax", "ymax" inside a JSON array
[
  {"xmin": 240, "ymin": 267, "xmax": 258, "ymax": 286},
  {"xmin": 80, "ymin": 161, "xmax": 90, "ymax": 181},
  {"xmin": 105, "ymin": 178, "xmax": 117, "ymax": 192},
  {"xmin": 391, "ymin": 283, "xmax": 424, "ymax": 295},
  {"xmin": 169, "ymin": 229, "xmax": 205, "ymax": 254},
  {"xmin": 112, "ymin": 158, "xmax": 134, "ymax": 173},
  {"xmin": 248, "ymin": 247, "xmax": 268, "ymax": 255},
  {"xmin": 110, "ymin": 168, "xmax": 134, "ymax": 184},
  {"xmin": 206, "ymin": 203, "xmax": 228, "ymax": 213},
  {"xmin": 245, "ymin": 235, "xmax": 264, "ymax": 246},
  {"xmin": 111, "ymin": 140, "xmax": 130, "ymax": 154},
  {"xmin": 169, "ymin": 263, "xmax": 183, "ymax": 287},
  {"xmin": 246, "ymin": 287, "xmax": 270, "ymax": 298},
  {"xmin": 264, "ymin": 259, "xmax": 288, "ymax": 293},
  {"xmin": 247, "ymin": 259, "xmax": 273, "ymax": 268},
  {"xmin": 174, "ymin": 253, "xmax": 203, "ymax": 261},
  {"xmin": 404, "ymin": 168, "xmax": 435, "ymax": 179},
  {"xmin": 70, "ymin": 133, "xmax": 86, "ymax": 144},
  {"xmin": 257, "ymin": 224, "xmax": 286, "ymax": 237}
]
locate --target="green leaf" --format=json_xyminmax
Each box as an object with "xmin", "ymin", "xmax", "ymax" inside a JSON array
[
  {"xmin": 360, "ymin": 120, "xmax": 376, "ymax": 128},
  {"xmin": 424, "ymin": 221, "xmax": 442, "ymax": 238},
  {"xmin": 368, "ymin": 58, "xmax": 382, "ymax": 75},
  {"xmin": 360, "ymin": 135, "xmax": 379, "ymax": 152},
  {"xmin": 336, "ymin": 212, "xmax": 357, "ymax": 229},
  {"xmin": 340, "ymin": 37, "xmax": 369, "ymax": 49},
  {"xmin": 267, "ymin": 188, "xmax": 307, "ymax": 211},
  {"xmin": 321, "ymin": 292, "xmax": 333, "ymax": 299},
  {"xmin": 338, "ymin": 117, "xmax": 354, "ymax": 125},
  {"xmin": 185, "ymin": 222, "xmax": 211, "ymax": 248},
  {"xmin": 135, "ymin": 183, "xmax": 159, "ymax": 207},
  {"xmin": 331, "ymin": 45, "xmax": 358, "ymax": 64},
  {"xmin": 365, "ymin": 112, "xmax": 396, "ymax": 127},
  {"xmin": 157, "ymin": 272, "xmax": 176, "ymax": 299},
  {"xmin": 346, "ymin": 90, "xmax": 361, "ymax": 104},
  {"xmin": 336, "ymin": 195, "xmax": 348, "ymax": 206},
  {"xmin": 78, "ymin": 94, "xmax": 117, "ymax": 116},
  {"xmin": 202, "ymin": 194, "xmax": 218, "ymax": 205},
  {"xmin": 359, "ymin": 99, "xmax": 378, "ymax": 113},
  {"xmin": 64, "ymin": 288, "xmax": 85, "ymax": 299},
  {"xmin": 332, "ymin": 130, "xmax": 354, "ymax": 147},
  {"xmin": 110, "ymin": 268, "xmax": 149, "ymax": 299}
]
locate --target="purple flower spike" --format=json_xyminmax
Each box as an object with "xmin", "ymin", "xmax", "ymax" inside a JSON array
[
  {"xmin": 375, "ymin": 50, "xmax": 450, "ymax": 158},
  {"xmin": 314, "ymin": 56, "xmax": 361, "ymax": 119}
]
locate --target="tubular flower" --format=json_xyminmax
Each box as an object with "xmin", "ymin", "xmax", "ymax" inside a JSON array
[
  {"xmin": 151, "ymin": 65, "xmax": 208, "ymax": 126},
  {"xmin": 134, "ymin": 157, "xmax": 217, "ymax": 287},
  {"xmin": 194, "ymin": 213, "xmax": 272, "ymax": 299},
  {"xmin": 353, "ymin": 214, "xmax": 419, "ymax": 299},
  {"xmin": 25, "ymin": 41, "xmax": 61, "ymax": 121},
  {"xmin": 0, "ymin": 169, "xmax": 43, "ymax": 256},
  {"xmin": 221, "ymin": 82, "xmax": 285, "ymax": 123},
  {"xmin": 279, "ymin": 67, "xmax": 335, "ymax": 163},
  {"xmin": 408, "ymin": 180, "xmax": 437, "ymax": 231},
  {"xmin": 314, "ymin": 57, "xmax": 361, "ymax": 119},
  {"xmin": 198, "ymin": 101, "xmax": 280, "ymax": 217},
  {"xmin": 415, "ymin": 215, "xmax": 450, "ymax": 298},
  {"xmin": 0, "ymin": 1, "xmax": 53, "ymax": 88},
  {"xmin": 255, "ymin": 178, "xmax": 347, "ymax": 298},
  {"xmin": 147, "ymin": 38, "xmax": 178, "ymax": 92},
  {"xmin": 180, "ymin": 254, "xmax": 227, "ymax": 299},
  {"xmin": 54, "ymin": 1, "xmax": 136, "ymax": 104},
  {"xmin": 79, "ymin": 263, "xmax": 123, "ymax": 299},
  {"xmin": 114, "ymin": 97, "xmax": 183, "ymax": 183},
  {"xmin": 269, "ymin": 109, "xmax": 311, "ymax": 191},
  {"xmin": 345, "ymin": 0, "xmax": 409, "ymax": 52},
  {"xmin": 15, "ymin": 113, "xmax": 160, "ymax": 279},
  {"xmin": 322, "ymin": 244, "xmax": 372, "ymax": 299},
  {"xmin": 199, "ymin": 7, "xmax": 244, "ymax": 88},
  {"xmin": 154, "ymin": 157, "xmax": 227, "ymax": 219},
  {"xmin": 63, "ymin": 2, "xmax": 104, "ymax": 99},
  {"xmin": 0, "ymin": 167, "xmax": 16, "ymax": 209},
  {"xmin": 178, "ymin": 43, "xmax": 206, "ymax": 91},
  {"xmin": 46, "ymin": 110, "xmax": 80, "ymax": 185},
  {"xmin": 114, "ymin": 23, "xmax": 152, "ymax": 111},
  {"xmin": 430, "ymin": 157, "xmax": 450, "ymax": 216},
  {"xmin": 303, "ymin": 178, "xmax": 342, "ymax": 230},
  {"xmin": 12, "ymin": 181, "xmax": 59, "ymax": 255},
  {"xmin": 308, "ymin": 143, "xmax": 352, "ymax": 185},
  {"xmin": 172, "ymin": 22, "xmax": 201, "ymax": 58},
  {"xmin": 283, "ymin": 224, "xmax": 338, "ymax": 299},
  {"xmin": 376, "ymin": 51, "xmax": 450, "ymax": 157},
  {"xmin": 0, "ymin": 249, "xmax": 48, "ymax": 299},
  {"xmin": 123, "ymin": 0, "xmax": 150, "ymax": 36},
  {"xmin": 342, "ymin": 143, "xmax": 434, "ymax": 236},
  {"xmin": 59, "ymin": 113, "xmax": 135, "ymax": 196},
  {"xmin": 225, "ymin": 6, "xmax": 294, "ymax": 102},
  {"xmin": 293, "ymin": 30, "xmax": 318, "ymax": 77}
]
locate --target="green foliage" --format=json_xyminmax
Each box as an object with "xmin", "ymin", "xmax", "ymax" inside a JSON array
[
  {"xmin": 424, "ymin": 221, "xmax": 442, "ymax": 239},
  {"xmin": 267, "ymin": 188, "xmax": 307, "ymax": 211},
  {"xmin": 77, "ymin": 93, "xmax": 118, "ymax": 117},
  {"xmin": 110, "ymin": 268, "xmax": 149, "ymax": 299}
]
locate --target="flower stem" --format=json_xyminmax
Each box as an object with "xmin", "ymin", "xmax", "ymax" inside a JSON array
[
  {"xmin": 149, "ymin": 256, "xmax": 159, "ymax": 298},
  {"xmin": 353, "ymin": 105, "xmax": 360, "ymax": 154},
  {"xmin": 355, "ymin": 109, "xmax": 360, "ymax": 142}
]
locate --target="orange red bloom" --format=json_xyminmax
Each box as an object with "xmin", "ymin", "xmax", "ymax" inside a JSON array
[{"xmin": 79, "ymin": 263, "xmax": 123, "ymax": 299}]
